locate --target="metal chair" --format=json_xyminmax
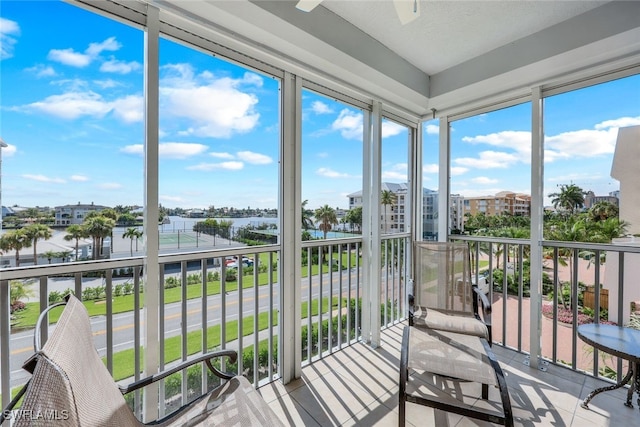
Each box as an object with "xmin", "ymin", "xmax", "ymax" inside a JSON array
[
  {"xmin": 400, "ymin": 241, "xmax": 513, "ymax": 426},
  {"xmin": 2, "ymin": 294, "xmax": 283, "ymax": 426}
]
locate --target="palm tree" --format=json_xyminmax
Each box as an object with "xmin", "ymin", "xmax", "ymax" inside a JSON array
[
  {"xmin": 23, "ymin": 223, "xmax": 53, "ymax": 265},
  {"xmin": 589, "ymin": 201, "xmax": 619, "ymax": 222},
  {"xmin": 380, "ymin": 189, "xmax": 397, "ymax": 233},
  {"xmin": 0, "ymin": 229, "xmax": 31, "ymax": 267},
  {"xmin": 123, "ymin": 227, "xmax": 143, "ymax": 256},
  {"xmin": 64, "ymin": 224, "xmax": 87, "ymax": 261},
  {"xmin": 345, "ymin": 206, "xmax": 362, "ymax": 232},
  {"xmin": 549, "ymin": 184, "xmax": 585, "ymax": 216},
  {"xmin": 84, "ymin": 216, "xmax": 116, "ymax": 259},
  {"xmin": 10, "ymin": 280, "xmax": 34, "ymax": 305},
  {"xmin": 301, "ymin": 200, "xmax": 314, "ymax": 230},
  {"xmin": 43, "ymin": 250, "xmax": 59, "ymax": 264},
  {"xmin": 314, "ymin": 205, "xmax": 338, "ymax": 239}
]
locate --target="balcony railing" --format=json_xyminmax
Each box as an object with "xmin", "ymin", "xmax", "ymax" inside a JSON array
[
  {"xmin": 451, "ymin": 235, "xmax": 640, "ymax": 382},
  {"xmin": 0, "ymin": 233, "xmax": 410, "ymax": 419}
]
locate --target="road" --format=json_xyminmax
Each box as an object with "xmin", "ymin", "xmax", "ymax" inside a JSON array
[{"xmin": 7, "ymin": 267, "xmax": 393, "ymax": 388}]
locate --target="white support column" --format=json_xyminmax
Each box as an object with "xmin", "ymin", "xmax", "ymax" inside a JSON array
[
  {"xmin": 529, "ymin": 86, "xmax": 544, "ymax": 369},
  {"xmin": 411, "ymin": 123, "xmax": 423, "ymax": 243},
  {"xmin": 362, "ymin": 101, "xmax": 382, "ymax": 347},
  {"xmin": 437, "ymin": 118, "xmax": 450, "ymax": 242},
  {"xmin": 279, "ymin": 72, "xmax": 302, "ymax": 383},
  {"xmin": 142, "ymin": 5, "xmax": 160, "ymax": 422}
]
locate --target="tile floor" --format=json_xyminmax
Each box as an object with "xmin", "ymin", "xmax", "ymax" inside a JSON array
[{"xmin": 258, "ymin": 323, "xmax": 638, "ymax": 426}]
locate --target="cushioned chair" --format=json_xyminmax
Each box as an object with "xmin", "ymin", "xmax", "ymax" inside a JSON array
[
  {"xmin": 409, "ymin": 241, "xmax": 492, "ymax": 342},
  {"xmin": 1, "ymin": 294, "xmax": 283, "ymax": 426},
  {"xmin": 400, "ymin": 241, "xmax": 513, "ymax": 426}
]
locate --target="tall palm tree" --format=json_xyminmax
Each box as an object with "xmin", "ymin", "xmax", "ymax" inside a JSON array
[
  {"xmin": 0, "ymin": 229, "xmax": 31, "ymax": 267},
  {"xmin": 549, "ymin": 184, "xmax": 585, "ymax": 216},
  {"xmin": 64, "ymin": 224, "xmax": 87, "ymax": 261},
  {"xmin": 314, "ymin": 205, "xmax": 338, "ymax": 239},
  {"xmin": 23, "ymin": 223, "xmax": 53, "ymax": 265},
  {"xmin": 84, "ymin": 216, "xmax": 116, "ymax": 259},
  {"xmin": 380, "ymin": 189, "xmax": 397, "ymax": 233},
  {"xmin": 589, "ymin": 201, "xmax": 619, "ymax": 222},
  {"xmin": 301, "ymin": 199, "xmax": 314, "ymax": 230},
  {"xmin": 123, "ymin": 227, "xmax": 143, "ymax": 256}
]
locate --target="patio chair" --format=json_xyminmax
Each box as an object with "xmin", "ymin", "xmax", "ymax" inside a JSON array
[
  {"xmin": 1, "ymin": 294, "xmax": 283, "ymax": 426},
  {"xmin": 400, "ymin": 241, "xmax": 513, "ymax": 426},
  {"xmin": 409, "ymin": 241, "xmax": 493, "ymax": 342}
]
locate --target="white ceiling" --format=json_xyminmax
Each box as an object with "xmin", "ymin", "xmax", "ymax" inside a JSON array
[{"xmin": 153, "ymin": 0, "xmax": 640, "ymax": 117}]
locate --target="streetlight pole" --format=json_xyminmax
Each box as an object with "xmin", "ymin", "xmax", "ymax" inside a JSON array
[{"xmin": 0, "ymin": 138, "xmax": 7, "ymax": 233}]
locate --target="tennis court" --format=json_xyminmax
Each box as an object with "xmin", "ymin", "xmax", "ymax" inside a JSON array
[{"xmin": 159, "ymin": 231, "xmax": 199, "ymax": 246}]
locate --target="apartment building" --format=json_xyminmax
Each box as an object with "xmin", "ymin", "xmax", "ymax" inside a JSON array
[
  {"xmin": 463, "ymin": 191, "xmax": 531, "ymax": 217},
  {"xmin": 54, "ymin": 202, "xmax": 109, "ymax": 226},
  {"xmin": 347, "ymin": 183, "xmax": 438, "ymax": 238}
]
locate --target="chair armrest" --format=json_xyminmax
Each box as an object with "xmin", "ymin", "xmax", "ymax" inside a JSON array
[
  {"xmin": 119, "ymin": 349, "xmax": 238, "ymax": 395},
  {"xmin": 473, "ymin": 286, "xmax": 492, "ymax": 315}
]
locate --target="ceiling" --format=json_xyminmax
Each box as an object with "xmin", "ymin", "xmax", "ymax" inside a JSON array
[{"xmin": 152, "ymin": 0, "xmax": 640, "ymax": 117}]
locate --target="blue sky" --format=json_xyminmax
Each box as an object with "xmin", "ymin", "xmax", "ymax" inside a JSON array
[{"xmin": 1, "ymin": 1, "xmax": 639, "ymax": 212}]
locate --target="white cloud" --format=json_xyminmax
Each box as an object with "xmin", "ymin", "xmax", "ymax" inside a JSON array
[
  {"xmin": 110, "ymin": 95, "xmax": 143, "ymax": 123},
  {"xmin": 382, "ymin": 170, "xmax": 407, "ymax": 181},
  {"xmin": 160, "ymin": 195, "xmax": 184, "ymax": 203},
  {"xmin": 23, "ymin": 91, "xmax": 112, "ymax": 119},
  {"xmin": 317, "ymin": 152, "xmax": 329, "ymax": 158},
  {"xmin": 423, "ymin": 163, "xmax": 439, "ymax": 173},
  {"xmin": 594, "ymin": 116, "xmax": 640, "ymax": 130},
  {"xmin": 471, "ymin": 176, "xmax": 499, "ymax": 184},
  {"xmin": 331, "ymin": 109, "xmax": 362, "ymax": 140},
  {"xmin": 47, "ymin": 48, "xmax": 92, "ymax": 67},
  {"xmin": 48, "ymin": 37, "xmax": 122, "ymax": 68},
  {"xmin": 450, "ymin": 166, "xmax": 469, "ymax": 176},
  {"xmin": 121, "ymin": 142, "xmax": 208, "ymax": 159},
  {"xmin": 97, "ymin": 182, "xmax": 123, "ymax": 190},
  {"xmin": 187, "ymin": 161, "xmax": 244, "ymax": 171},
  {"xmin": 16, "ymin": 89, "xmax": 143, "ymax": 123},
  {"xmin": 455, "ymin": 151, "xmax": 519, "ymax": 169},
  {"xmin": 0, "ymin": 144, "xmax": 16, "ymax": 157},
  {"xmin": 425, "ymin": 124, "xmax": 439, "ymax": 135},
  {"xmin": 316, "ymin": 168, "xmax": 353, "ymax": 178},
  {"xmin": 160, "ymin": 63, "xmax": 261, "ymax": 138},
  {"xmin": 545, "ymin": 128, "xmax": 618, "ymax": 160},
  {"xmin": 22, "ymin": 174, "xmax": 66, "ymax": 184},
  {"xmin": 311, "ymin": 101, "xmax": 333, "ymax": 114},
  {"xmin": 0, "ymin": 18, "xmax": 20, "ymax": 60},
  {"xmin": 381, "ymin": 120, "xmax": 405, "ymax": 138},
  {"xmin": 25, "ymin": 64, "xmax": 56, "ymax": 78},
  {"xmin": 236, "ymin": 151, "xmax": 272, "ymax": 165},
  {"xmin": 70, "ymin": 175, "xmax": 89, "ymax": 182},
  {"xmin": 209, "ymin": 152, "xmax": 234, "ymax": 159},
  {"xmin": 100, "ymin": 58, "xmax": 141, "ymax": 74}
]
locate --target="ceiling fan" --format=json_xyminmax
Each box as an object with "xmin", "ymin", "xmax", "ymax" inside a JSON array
[{"xmin": 295, "ymin": 0, "xmax": 421, "ymax": 25}]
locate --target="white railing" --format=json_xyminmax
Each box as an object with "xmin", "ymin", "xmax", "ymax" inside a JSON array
[
  {"xmin": 0, "ymin": 233, "xmax": 410, "ymax": 419},
  {"xmin": 450, "ymin": 235, "xmax": 640, "ymax": 381}
]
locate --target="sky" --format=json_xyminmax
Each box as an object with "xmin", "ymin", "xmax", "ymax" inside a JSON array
[{"xmin": 1, "ymin": 1, "xmax": 639, "ymax": 212}]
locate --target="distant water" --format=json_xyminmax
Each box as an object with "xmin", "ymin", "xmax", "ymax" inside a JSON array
[{"xmin": 159, "ymin": 216, "xmax": 278, "ymax": 232}]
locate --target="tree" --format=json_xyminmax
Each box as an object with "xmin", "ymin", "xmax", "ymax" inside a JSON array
[
  {"xmin": 64, "ymin": 224, "xmax": 87, "ymax": 261},
  {"xmin": 23, "ymin": 223, "xmax": 53, "ymax": 265},
  {"xmin": 380, "ymin": 189, "xmax": 397, "ymax": 233},
  {"xmin": 314, "ymin": 205, "xmax": 338, "ymax": 239},
  {"xmin": 83, "ymin": 215, "xmax": 116, "ymax": 259},
  {"xmin": 549, "ymin": 184, "xmax": 585, "ymax": 215},
  {"xmin": 123, "ymin": 227, "xmax": 143, "ymax": 257},
  {"xmin": 589, "ymin": 201, "xmax": 619, "ymax": 222},
  {"xmin": 10, "ymin": 280, "xmax": 34, "ymax": 305},
  {"xmin": 0, "ymin": 229, "xmax": 31, "ymax": 267},
  {"xmin": 301, "ymin": 200, "xmax": 314, "ymax": 230},
  {"xmin": 345, "ymin": 207, "xmax": 362, "ymax": 232}
]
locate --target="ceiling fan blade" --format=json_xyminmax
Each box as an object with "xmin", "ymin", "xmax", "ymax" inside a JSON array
[
  {"xmin": 296, "ymin": 0, "xmax": 324, "ymax": 12},
  {"xmin": 394, "ymin": 0, "xmax": 420, "ymax": 25}
]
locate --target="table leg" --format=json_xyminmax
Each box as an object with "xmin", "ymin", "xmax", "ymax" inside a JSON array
[{"xmin": 582, "ymin": 369, "xmax": 634, "ymax": 409}]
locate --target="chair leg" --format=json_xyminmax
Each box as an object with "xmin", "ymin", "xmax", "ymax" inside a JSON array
[{"xmin": 482, "ymin": 383, "xmax": 489, "ymax": 400}]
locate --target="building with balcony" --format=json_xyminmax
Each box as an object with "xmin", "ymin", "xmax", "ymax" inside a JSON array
[
  {"xmin": 347, "ymin": 183, "xmax": 437, "ymax": 237},
  {"xmin": 463, "ymin": 191, "xmax": 532, "ymax": 217},
  {"xmin": 54, "ymin": 202, "xmax": 109, "ymax": 226},
  {"xmin": 1, "ymin": 1, "xmax": 639, "ymax": 426},
  {"xmin": 583, "ymin": 190, "xmax": 619, "ymax": 210}
]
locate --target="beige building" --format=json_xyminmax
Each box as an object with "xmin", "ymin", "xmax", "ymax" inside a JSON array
[
  {"xmin": 463, "ymin": 191, "xmax": 531, "ymax": 217},
  {"xmin": 611, "ymin": 125, "xmax": 640, "ymax": 235},
  {"xmin": 55, "ymin": 202, "xmax": 109, "ymax": 226}
]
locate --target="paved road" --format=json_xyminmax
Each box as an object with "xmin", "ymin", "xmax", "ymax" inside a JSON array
[{"xmin": 7, "ymin": 267, "xmax": 385, "ymax": 388}]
